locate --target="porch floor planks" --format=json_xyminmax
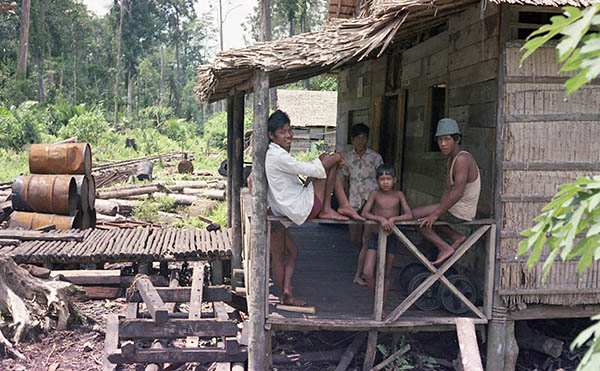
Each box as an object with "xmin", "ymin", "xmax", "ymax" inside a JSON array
[{"xmin": 267, "ymin": 223, "xmax": 481, "ymax": 328}]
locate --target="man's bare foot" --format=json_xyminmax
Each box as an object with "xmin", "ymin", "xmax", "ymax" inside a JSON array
[
  {"xmin": 337, "ymin": 205, "xmax": 366, "ymax": 221},
  {"xmin": 353, "ymin": 276, "xmax": 367, "ymax": 286},
  {"xmin": 452, "ymin": 235, "xmax": 466, "ymax": 249},
  {"xmin": 282, "ymin": 293, "xmax": 306, "ymax": 306},
  {"xmin": 432, "ymin": 248, "xmax": 455, "ymax": 265},
  {"xmin": 318, "ymin": 208, "xmax": 349, "ymax": 221}
]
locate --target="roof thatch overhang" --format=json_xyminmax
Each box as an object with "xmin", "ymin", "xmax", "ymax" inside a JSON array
[{"xmin": 195, "ymin": 0, "xmax": 597, "ymax": 103}]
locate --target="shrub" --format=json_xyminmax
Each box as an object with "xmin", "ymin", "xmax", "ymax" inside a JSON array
[
  {"xmin": 58, "ymin": 110, "xmax": 110, "ymax": 144},
  {"xmin": 0, "ymin": 101, "xmax": 44, "ymax": 150}
]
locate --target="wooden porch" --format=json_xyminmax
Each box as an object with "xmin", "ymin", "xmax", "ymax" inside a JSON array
[{"xmin": 265, "ymin": 222, "xmax": 490, "ymax": 332}]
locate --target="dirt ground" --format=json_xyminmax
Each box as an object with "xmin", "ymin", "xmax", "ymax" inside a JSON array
[{"xmin": 0, "ymin": 297, "xmax": 592, "ymax": 371}]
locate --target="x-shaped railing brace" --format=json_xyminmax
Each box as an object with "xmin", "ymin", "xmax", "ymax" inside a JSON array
[{"xmin": 384, "ymin": 224, "xmax": 490, "ymax": 323}]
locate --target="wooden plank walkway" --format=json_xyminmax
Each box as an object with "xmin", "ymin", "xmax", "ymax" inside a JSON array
[
  {"xmin": 267, "ymin": 223, "xmax": 484, "ymax": 330},
  {"xmin": 0, "ymin": 227, "xmax": 232, "ymax": 264}
]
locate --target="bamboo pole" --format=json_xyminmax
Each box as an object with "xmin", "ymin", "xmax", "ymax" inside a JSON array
[
  {"xmin": 227, "ymin": 95, "xmax": 234, "ymax": 226},
  {"xmin": 247, "ymin": 69, "xmax": 269, "ymax": 371}
]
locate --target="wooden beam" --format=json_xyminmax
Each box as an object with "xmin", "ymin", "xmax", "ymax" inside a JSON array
[
  {"xmin": 186, "ymin": 263, "xmax": 205, "ymax": 347},
  {"xmin": 103, "ymin": 314, "xmax": 120, "ymax": 370},
  {"xmin": 364, "ymin": 229, "xmax": 387, "ymax": 370},
  {"xmin": 455, "ymin": 318, "xmax": 483, "ymax": 371},
  {"xmin": 227, "ymin": 95, "xmax": 234, "ymax": 226},
  {"xmin": 118, "ymin": 318, "xmax": 238, "ymax": 339},
  {"xmin": 484, "ymin": 225, "xmax": 496, "ymax": 319},
  {"xmin": 505, "ymin": 113, "xmax": 600, "ymax": 122},
  {"xmin": 509, "ymin": 304, "xmax": 600, "ymax": 320},
  {"xmin": 503, "ymin": 161, "xmax": 600, "ymax": 171},
  {"xmin": 231, "ymin": 92, "xmax": 245, "ymax": 275},
  {"xmin": 335, "ymin": 333, "xmax": 366, "ymax": 371},
  {"xmin": 135, "ymin": 278, "xmax": 169, "ymax": 324},
  {"xmin": 127, "ymin": 286, "xmax": 231, "ymax": 303},
  {"xmin": 109, "ymin": 346, "xmax": 247, "ymax": 364},
  {"xmin": 248, "ymin": 68, "xmax": 269, "ymax": 371}
]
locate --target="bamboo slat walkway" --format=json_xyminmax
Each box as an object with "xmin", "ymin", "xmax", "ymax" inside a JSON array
[{"xmin": 0, "ymin": 227, "xmax": 232, "ymax": 264}]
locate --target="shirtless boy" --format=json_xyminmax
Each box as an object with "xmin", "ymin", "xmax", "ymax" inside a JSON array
[
  {"xmin": 412, "ymin": 118, "xmax": 481, "ymax": 265},
  {"xmin": 361, "ymin": 164, "xmax": 412, "ymax": 308},
  {"xmin": 265, "ymin": 110, "xmax": 365, "ymax": 306}
]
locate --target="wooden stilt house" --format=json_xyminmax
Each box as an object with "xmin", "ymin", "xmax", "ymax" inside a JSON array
[{"xmin": 196, "ymin": 0, "xmax": 600, "ymax": 369}]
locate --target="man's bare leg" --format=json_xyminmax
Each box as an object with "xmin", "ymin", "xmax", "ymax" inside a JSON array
[
  {"xmin": 281, "ymin": 230, "xmax": 305, "ymax": 306},
  {"xmin": 350, "ymin": 224, "xmax": 367, "ymax": 285},
  {"xmin": 333, "ymin": 173, "xmax": 366, "ymax": 221},
  {"xmin": 312, "ymin": 165, "xmax": 348, "ymax": 221},
  {"xmin": 270, "ymin": 229, "xmax": 286, "ymax": 290},
  {"xmin": 413, "ymin": 204, "xmax": 456, "ymax": 265}
]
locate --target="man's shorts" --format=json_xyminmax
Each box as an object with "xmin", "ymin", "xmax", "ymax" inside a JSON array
[
  {"xmin": 368, "ymin": 233, "xmax": 401, "ymax": 255},
  {"xmin": 443, "ymin": 211, "xmax": 471, "ymax": 236}
]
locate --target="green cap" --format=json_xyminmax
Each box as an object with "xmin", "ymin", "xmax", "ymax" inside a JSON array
[{"xmin": 435, "ymin": 118, "xmax": 461, "ymax": 137}]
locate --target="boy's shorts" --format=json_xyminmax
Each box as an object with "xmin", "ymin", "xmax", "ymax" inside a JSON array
[{"xmin": 368, "ymin": 233, "xmax": 401, "ymax": 255}]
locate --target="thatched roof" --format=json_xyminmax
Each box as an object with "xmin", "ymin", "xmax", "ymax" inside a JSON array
[
  {"xmin": 195, "ymin": 0, "xmax": 596, "ymax": 103},
  {"xmin": 276, "ymin": 89, "xmax": 338, "ymax": 128}
]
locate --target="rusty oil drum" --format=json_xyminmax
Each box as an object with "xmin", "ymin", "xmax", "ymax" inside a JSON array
[
  {"xmin": 12, "ymin": 175, "xmax": 78, "ymax": 215},
  {"xmin": 29, "ymin": 143, "xmax": 92, "ymax": 176},
  {"xmin": 73, "ymin": 175, "xmax": 89, "ymax": 212},
  {"xmin": 87, "ymin": 175, "xmax": 96, "ymax": 209},
  {"xmin": 9, "ymin": 211, "xmax": 79, "ymax": 230}
]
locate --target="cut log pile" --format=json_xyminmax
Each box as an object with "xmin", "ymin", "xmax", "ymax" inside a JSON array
[{"xmin": 7, "ymin": 142, "xmax": 96, "ymax": 230}]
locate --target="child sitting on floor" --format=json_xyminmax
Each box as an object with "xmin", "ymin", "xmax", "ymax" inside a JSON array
[{"xmin": 361, "ymin": 164, "xmax": 413, "ymax": 311}]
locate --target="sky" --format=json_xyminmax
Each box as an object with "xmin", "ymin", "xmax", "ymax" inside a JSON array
[{"xmin": 81, "ymin": 0, "xmax": 255, "ymax": 52}]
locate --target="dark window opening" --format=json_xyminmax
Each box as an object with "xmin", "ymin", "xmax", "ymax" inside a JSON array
[
  {"xmin": 429, "ymin": 85, "xmax": 446, "ymax": 152},
  {"xmin": 517, "ymin": 11, "xmax": 563, "ymax": 40}
]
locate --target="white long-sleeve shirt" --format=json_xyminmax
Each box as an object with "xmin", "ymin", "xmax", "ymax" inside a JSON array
[{"xmin": 266, "ymin": 142, "xmax": 326, "ymax": 225}]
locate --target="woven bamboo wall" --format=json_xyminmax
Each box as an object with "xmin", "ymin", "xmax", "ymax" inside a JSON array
[{"xmin": 500, "ymin": 44, "xmax": 600, "ymax": 306}]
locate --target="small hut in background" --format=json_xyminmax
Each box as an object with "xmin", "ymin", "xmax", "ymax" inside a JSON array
[{"xmin": 276, "ymin": 89, "xmax": 337, "ymax": 153}]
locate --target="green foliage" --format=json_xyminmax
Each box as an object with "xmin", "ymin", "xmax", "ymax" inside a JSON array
[
  {"xmin": 203, "ymin": 111, "xmax": 228, "ymax": 150},
  {"xmin": 0, "ymin": 101, "xmax": 44, "ymax": 150},
  {"xmin": 131, "ymin": 199, "xmax": 160, "ymax": 222},
  {"xmin": 376, "ymin": 342, "xmax": 414, "ymax": 370},
  {"xmin": 58, "ymin": 110, "xmax": 110, "ymax": 144},
  {"xmin": 155, "ymin": 194, "xmax": 176, "ymax": 213},
  {"xmin": 208, "ymin": 202, "xmax": 228, "ymax": 228},
  {"xmin": 521, "ymin": 4, "xmax": 600, "ymax": 96},
  {"xmin": 173, "ymin": 217, "xmax": 207, "ymax": 229},
  {"xmin": 294, "ymin": 140, "xmax": 326, "ymax": 162},
  {"xmin": 572, "ymin": 313, "xmax": 600, "ymax": 371},
  {"xmin": 0, "ymin": 148, "xmax": 29, "ymax": 182},
  {"xmin": 517, "ymin": 176, "xmax": 600, "ymax": 278}
]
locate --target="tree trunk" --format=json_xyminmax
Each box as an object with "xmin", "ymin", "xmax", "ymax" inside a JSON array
[
  {"xmin": 114, "ymin": 0, "xmax": 126, "ymax": 126},
  {"xmin": 160, "ymin": 45, "xmax": 164, "ymax": 106},
  {"xmin": 0, "ymin": 256, "xmax": 90, "ymax": 351},
  {"xmin": 37, "ymin": 54, "xmax": 45, "ymax": 103},
  {"xmin": 127, "ymin": 68, "xmax": 132, "ymax": 117},
  {"xmin": 16, "ymin": 0, "xmax": 31, "ymax": 81}
]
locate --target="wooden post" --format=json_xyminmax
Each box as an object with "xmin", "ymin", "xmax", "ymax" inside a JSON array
[
  {"xmin": 226, "ymin": 95, "xmax": 234, "ymax": 226},
  {"xmin": 488, "ymin": 6, "xmax": 507, "ymax": 371},
  {"xmin": 363, "ymin": 228, "xmax": 386, "ymax": 370},
  {"xmin": 248, "ymin": 69, "xmax": 269, "ymax": 371},
  {"xmin": 231, "ymin": 93, "xmax": 245, "ymax": 274}
]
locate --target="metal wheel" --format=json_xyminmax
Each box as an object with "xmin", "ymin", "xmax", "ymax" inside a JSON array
[
  {"xmin": 438, "ymin": 274, "xmax": 476, "ymax": 314},
  {"xmin": 407, "ymin": 271, "xmax": 441, "ymax": 311},
  {"xmin": 398, "ymin": 263, "xmax": 428, "ymax": 293}
]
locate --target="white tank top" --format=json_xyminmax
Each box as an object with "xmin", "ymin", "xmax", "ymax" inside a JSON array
[{"xmin": 447, "ymin": 151, "xmax": 480, "ymax": 221}]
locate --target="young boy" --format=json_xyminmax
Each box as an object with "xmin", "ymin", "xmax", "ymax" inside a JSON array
[{"xmin": 361, "ymin": 164, "xmax": 412, "ymax": 309}]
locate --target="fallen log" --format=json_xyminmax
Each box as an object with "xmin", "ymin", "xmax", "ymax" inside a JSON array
[
  {"xmin": 169, "ymin": 181, "xmax": 225, "ymax": 191},
  {"xmin": 95, "ymin": 199, "xmax": 119, "ymax": 216},
  {"xmin": 181, "ymin": 188, "xmax": 226, "ymax": 200},
  {"xmin": 98, "ymin": 184, "xmax": 171, "ymax": 199},
  {"xmin": 152, "ymin": 192, "xmax": 197, "ymax": 205},
  {"xmin": 516, "ymin": 321, "xmax": 563, "ymax": 358},
  {"xmin": 0, "ymin": 256, "xmax": 91, "ymax": 345}
]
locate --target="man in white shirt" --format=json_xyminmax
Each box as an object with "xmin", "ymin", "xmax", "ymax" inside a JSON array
[{"xmin": 266, "ymin": 110, "xmax": 364, "ymax": 306}]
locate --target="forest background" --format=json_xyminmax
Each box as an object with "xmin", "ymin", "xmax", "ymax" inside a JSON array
[{"xmin": 0, "ymin": 0, "xmax": 336, "ymax": 183}]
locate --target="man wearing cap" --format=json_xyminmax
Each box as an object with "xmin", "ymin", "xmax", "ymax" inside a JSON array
[{"xmin": 412, "ymin": 118, "xmax": 481, "ymax": 265}]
